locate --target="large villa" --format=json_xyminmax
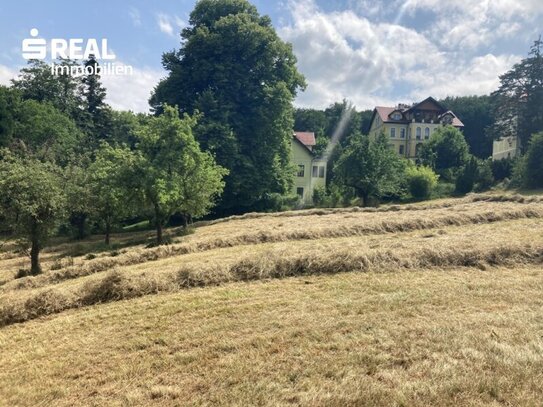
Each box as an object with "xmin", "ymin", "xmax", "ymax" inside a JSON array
[{"xmin": 368, "ymin": 97, "xmax": 464, "ymax": 159}]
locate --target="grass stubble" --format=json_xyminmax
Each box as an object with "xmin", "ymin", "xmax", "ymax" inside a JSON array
[{"xmin": 0, "ymin": 193, "xmax": 543, "ymax": 406}]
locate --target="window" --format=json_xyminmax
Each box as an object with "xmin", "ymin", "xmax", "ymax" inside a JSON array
[
  {"xmin": 297, "ymin": 165, "xmax": 305, "ymax": 177},
  {"xmin": 400, "ymin": 128, "xmax": 406, "ymax": 138},
  {"xmin": 390, "ymin": 128, "xmax": 396, "ymax": 138},
  {"xmin": 296, "ymin": 187, "xmax": 304, "ymax": 197},
  {"xmin": 312, "ymin": 166, "xmax": 318, "ymax": 177},
  {"xmin": 318, "ymin": 166, "xmax": 325, "ymax": 178},
  {"xmin": 424, "ymin": 127, "xmax": 430, "ymax": 139},
  {"xmin": 399, "ymin": 145, "xmax": 405, "ymax": 155},
  {"xmin": 416, "ymin": 127, "xmax": 421, "ymax": 140},
  {"xmin": 392, "ymin": 112, "xmax": 402, "ymax": 120}
]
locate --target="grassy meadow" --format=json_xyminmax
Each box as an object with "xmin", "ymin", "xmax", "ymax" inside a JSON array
[{"xmin": 1, "ymin": 193, "xmax": 543, "ymax": 406}]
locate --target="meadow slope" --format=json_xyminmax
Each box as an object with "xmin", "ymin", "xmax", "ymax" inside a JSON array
[{"xmin": 1, "ymin": 193, "xmax": 543, "ymax": 406}]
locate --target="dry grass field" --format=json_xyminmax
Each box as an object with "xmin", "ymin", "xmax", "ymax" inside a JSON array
[{"xmin": 1, "ymin": 193, "xmax": 543, "ymax": 406}]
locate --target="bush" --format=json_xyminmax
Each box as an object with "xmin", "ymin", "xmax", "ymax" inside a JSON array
[
  {"xmin": 405, "ymin": 166, "xmax": 439, "ymax": 199},
  {"xmin": 521, "ymin": 132, "xmax": 543, "ymax": 188},
  {"xmin": 456, "ymin": 157, "xmax": 495, "ymax": 194},
  {"xmin": 491, "ymin": 157, "xmax": 514, "ymax": 181},
  {"xmin": 474, "ymin": 159, "xmax": 494, "ymax": 192},
  {"xmin": 455, "ymin": 157, "xmax": 479, "ymax": 194}
]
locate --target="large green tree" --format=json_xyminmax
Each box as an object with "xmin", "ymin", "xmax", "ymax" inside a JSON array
[
  {"xmin": 0, "ymin": 153, "xmax": 66, "ymax": 275},
  {"xmin": 150, "ymin": 0, "xmax": 305, "ymax": 215},
  {"xmin": 334, "ymin": 133, "xmax": 406, "ymax": 206},
  {"xmin": 489, "ymin": 38, "xmax": 543, "ymax": 152},
  {"xmin": 420, "ymin": 125, "xmax": 470, "ymax": 175},
  {"xmin": 136, "ymin": 105, "xmax": 227, "ymax": 244}
]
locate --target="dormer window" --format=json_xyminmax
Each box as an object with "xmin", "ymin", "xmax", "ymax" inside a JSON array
[{"xmin": 392, "ymin": 112, "xmax": 402, "ymax": 120}]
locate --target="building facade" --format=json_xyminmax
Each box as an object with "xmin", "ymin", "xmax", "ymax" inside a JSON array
[
  {"xmin": 492, "ymin": 136, "xmax": 520, "ymax": 160},
  {"xmin": 291, "ymin": 132, "xmax": 326, "ymax": 204},
  {"xmin": 368, "ymin": 97, "xmax": 464, "ymax": 158}
]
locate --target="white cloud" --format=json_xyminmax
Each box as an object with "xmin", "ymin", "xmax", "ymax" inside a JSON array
[
  {"xmin": 156, "ymin": 13, "xmax": 186, "ymax": 37},
  {"xmin": 129, "ymin": 8, "xmax": 142, "ymax": 27},
  {"xmin": 101, "ymin": 64, "xmax": 164, "ymax": 113},
  {"xmin": 278, "ymin": 0, "xmax": 527, "ymax": 109},
  {"xmin": 0, "ymin": 64, "xmax": 16, "ymax": 86}
]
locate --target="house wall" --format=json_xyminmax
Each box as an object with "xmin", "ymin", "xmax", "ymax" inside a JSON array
[
  {"xmin": 370, "ymin": 121, "xmax": 445, "ymax": 158},
  {"xmin": 290, "ymin": 139, "xmax": 327, "ymax": 204},
  {"xmin": 492, "ymin": 136, "xmax": 519, "ymax": 160}
]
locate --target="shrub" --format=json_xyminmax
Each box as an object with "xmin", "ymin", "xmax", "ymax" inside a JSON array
[
  {"xmin": 491, "ymin": 157, "xmax": 514, "ymax": 181},
  {"xmin": 455, "ymin": 157, "xmax": 479, "ymax": 194},
  {"xmin": 521, "ymin": 132, "xmax": 543, "ymax": 188},
  {"xmin": 312, "ymin": 185, "xmax": 328, "ymax": 207},
  {"xmin": 406, "ymin": 166, "xmax": 439, "ymax": 199},
  {"xmin": 474, "ymin": 159, "xmax": 494, "ymax": 192}
]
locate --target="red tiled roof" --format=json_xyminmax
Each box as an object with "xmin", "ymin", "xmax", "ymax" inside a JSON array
[
  {"xmin": 294, "ymin": 131, "xmax": 316, "ymax": 147},
  {"xmin": 375, "ymin": 106, "xmax": 397, "ymax": 123}
]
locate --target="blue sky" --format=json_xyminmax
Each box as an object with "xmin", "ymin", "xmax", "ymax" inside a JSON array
[{"xmin": 0, "ymin": 0, "xmax": 541, "ymax": 112}]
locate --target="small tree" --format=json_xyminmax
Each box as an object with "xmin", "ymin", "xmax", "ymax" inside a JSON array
[
  {"xmin": 420, "ymin": 125, "xmax": 470, "ymax": 176},
  {"xmin": 455, "ymin": 156, "xmax": 479, "ymax": 194},
  {"xmin": 136, "ymin": 105, "xmax": 227, "ymax": 244},
  {"xmin": 518, "ymin": 132, "xmax": 543, "ymax": 188},
  {"xmin": 334, "ymin": 133, "xmax": 406, "ymax": 206},
  {"xmin": 0, "ymin": 154, "xmax": 66, "ymax": 274},
  {"xmin": 88, "ymin": 144, "xmax": 139, "ymax": 245},
  {"xmin": 406, "ymin": 165, "xmax": 439, "ymax": 199}
]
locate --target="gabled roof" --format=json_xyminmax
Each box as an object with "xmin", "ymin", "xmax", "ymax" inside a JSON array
[
  {"xmin": 294, "ymin": 131, "xmax": 316, "ymax": 147},
  {"xmin": 439, "ymin": 111, "xmax": 464, "ymax": 127},
  {"xmin": 373, "ymin": 106, "xmax": 408, "ymax": 124},
  {"xmin": 405, "ymin": 96, "xmax": 447, "ymax": 113}
]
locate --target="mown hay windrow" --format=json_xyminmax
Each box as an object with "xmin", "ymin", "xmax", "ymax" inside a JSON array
[
  {"xmin": 2, "ymin": 242, "xmax": 543, "ymax": 327},
  {"xmin": 5, "ymin": 205, "xmax": 543, "ymax": 292}
]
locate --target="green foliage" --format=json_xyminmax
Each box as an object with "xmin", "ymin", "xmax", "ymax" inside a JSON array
[
  {"xmin": 420, "ymin": 125, "xmax": 470, "ymax": 177},
  {"xmin": 491, "ymin": 157, "xmax": 515, "ymax": 181},
  {"xmin": 405, "ymin": 165, "xmax": 439, "ymax": 199},
  {"xmin": 515, "ymin": 132, "xmax": 543, "ymax": 188},
  {"xmin": 455, "ymin": 157, "xmax": 494, "ymax": 194},
  {"xmin": 135, "ymin": 105, "xmax": 227, "ymax": 243},
  {"xmin": 11, "ymin": 99, "xmax": 82, "ymax": 164},
  {"xmin": 334, "ymin": 133, "xmax": 406, "ymax": 206},
  {"xmin": 440, "ymin": 95, "xmax": 493, "ymax": 158},
  {"xmin": 0, "ymin": 153, "xmax": 66, "ymax": 274},
  {"xmin": 88, "ymin": 144, "xmax": 140, "ymax": 244},
  {"xmin": 150, "ymin": 0, "xmax": 305, "ymax": 214}
]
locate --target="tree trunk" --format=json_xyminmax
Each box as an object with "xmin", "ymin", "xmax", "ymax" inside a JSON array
[
  {"xmin": 155, "ymin": 204, "xmax": 163, "ymax": 245},
  {"xmin": 76, "ymin": 214, "xmax": 87, "ymax": 240},
  {"xmin": 30, "ymin": 222, "xmax": 41, "ymax": 275},
  {"xmin": 105, "ymin": 221, "xmax": 111, "ymax": 245}
]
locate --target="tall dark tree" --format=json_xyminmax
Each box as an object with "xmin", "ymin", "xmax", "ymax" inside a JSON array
[
  {"xmin": 489, "ymin": 38, "xmax": 543, "ymax": 152},
  {"xmin": 82, "ymin": 55, "xmax": 110, "ymax": 145},
  {"xmin": 441, "ymin": 95, "xmax": 493, "ymax": 158},
  {"xmin": 150, "ymin": 0, "xmax": 306, "ymax": 215}
]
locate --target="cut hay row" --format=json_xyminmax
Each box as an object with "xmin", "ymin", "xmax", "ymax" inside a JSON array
[
  {"xmin": 5, "ymin": 205, "xmax": 543, "ymax": 292},
  {"xmin": 198, "ymin": 193, "xmax": 543, "ymax": 226},
  {"xmin": 1, "ymin": 241, "xmax": 542, "ymax": 328}
]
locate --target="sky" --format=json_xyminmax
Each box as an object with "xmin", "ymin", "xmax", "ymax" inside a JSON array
[{"xmin": 0, "ymin": 0, "xmax": 541, "ymax": 113}]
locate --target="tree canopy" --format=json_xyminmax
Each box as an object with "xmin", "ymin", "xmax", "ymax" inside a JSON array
[{"xmin": 150, "ymin": 0, "xmax": 305, "ymax": 215}]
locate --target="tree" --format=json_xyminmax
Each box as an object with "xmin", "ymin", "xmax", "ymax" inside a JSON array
[
  {"xmin": 65, "ymin": 159, "xmax": 93, "ymax": 240},
  {"xmin": 0, "ymin": 86, "xmax": 19, "ymax": 148},
  {"xmin": 334, "ymin": 133, "xmax": 406, "ymax": 206},
  {"xmin": 11, "ymin": 59, "xmax": 87, "ymax": 129},
  {"xmin": 516, "ymin": 132, "xmax": 543, "ymax": 188},
  {"xmin": 441, "ymin": 95, "xmax": 493, "ymax": 158},
  {"xmin": 0, "ymin": 153, "xmax": 66, "ymax": 274},
  {"xmin": 455, "ymin": 156, "xmax": 479, "ymax": 194},
  {"xmin": 420, "ymin": 125, "xmax": 470, "ymax": 176},
  {"xmin": 88, "ymin": 144, "xmax": 139, "ymax": 245},
  {"xmin": 406, "ymin": 165, "xmax": 439, "ymax": 199},
  {"xmin": 150, "ymin": 0, "xmax": 305, "ymax": 214},
  {"xmin": 81, "ymin": 55, "xmax": 111, "ymax": 146},
  {"xmin": 489, "ymin": 38, "xmax": 543, "ymax": 152},
  {"xmin": 11, "ymin": 99, "xmax": 82, "ymax": 164},
  {"xmin": 136, "ymin": 105, "xmax": 227, "ymax": 244}
]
